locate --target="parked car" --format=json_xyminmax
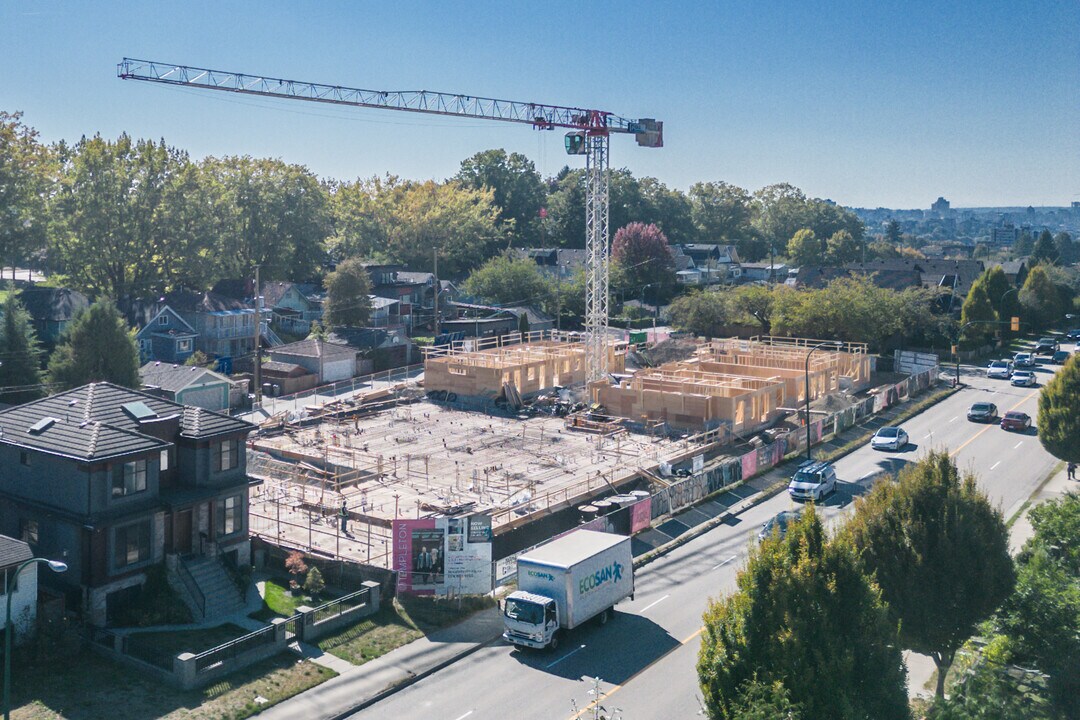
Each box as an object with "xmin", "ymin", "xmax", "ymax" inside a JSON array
[
  {"xmin": 787, "ymin": 461, "xmax": 837, "ymax": 502},
  {"xmin": 758, "ymin": 509, "xmax": 804, "ymax": 541},
  {"xmin": 871, "ymin": 426, "xmax": 909, "ymax": 451},
  {"xmin": 1034, "ymin": 337, "xmax": 1059, "ymax": 354},
  {"xmin": 1000, "ymin": 411, "xmax": 1032, "ymax": 432},
  {"xmin": 986, "ymin": 361, "xmax": 1013, "ymax": 379},
  {"xmin": 1051, "ymin": 350, "xmax": 1070, "ymax": 364},
  {"xmin": 1011, "ymin": 370, "xmax": 1037, "ymax": 387},
  {"xmin": 1013, "ymin": 352, "xmax": 1035, "ymax": 368},
  {"xmin": 967, "ymin": 402, "xmax": 999, "ymax": 422}
]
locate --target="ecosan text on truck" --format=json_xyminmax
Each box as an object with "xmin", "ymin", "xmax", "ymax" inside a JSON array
[{"xmin": 502, "ymin": 530, "xmax": 635, "ymax": 651}]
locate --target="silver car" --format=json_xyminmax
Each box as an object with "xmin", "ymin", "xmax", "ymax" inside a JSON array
[{"xmin": 1011, "ymin": 370, "xmax": 1036, "ymax": 387}]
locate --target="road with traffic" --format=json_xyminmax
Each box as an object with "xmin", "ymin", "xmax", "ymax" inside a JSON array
[{"xmin": 350, "ymin": 346, "xmax": 1070, "ymax": 720}]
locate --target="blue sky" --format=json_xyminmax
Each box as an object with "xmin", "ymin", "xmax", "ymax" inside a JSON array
[{"xmin": 3, "ymin": 0, "xmax": 1077, "ymax": 208}]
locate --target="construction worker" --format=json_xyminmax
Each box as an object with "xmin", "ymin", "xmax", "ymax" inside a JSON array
[{"xmin": 339, "ymin": 499, "xmax": 349, "ymax": 534}]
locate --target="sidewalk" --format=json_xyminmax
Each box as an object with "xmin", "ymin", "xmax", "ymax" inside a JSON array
[{"xmin": 256, "ymin": 606, "xmax": 506, "ymax": 720}]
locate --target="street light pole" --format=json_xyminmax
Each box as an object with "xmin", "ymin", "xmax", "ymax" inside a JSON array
[
  {"xmin": 4, "ymin": 557, "xmax": 67, "ymax": 720},
  {"xmin": 804, "ymin": 341, "xmax": 843, "ymax": 461}
]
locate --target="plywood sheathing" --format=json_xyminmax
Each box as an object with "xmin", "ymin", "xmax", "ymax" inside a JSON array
[
  {"xmin": 591, "ymin": 336, "xmax": 870, "ymax": 433},
  {"xmin": 424, "ymin": 332, "xmax": 626, "ymax": 398}
]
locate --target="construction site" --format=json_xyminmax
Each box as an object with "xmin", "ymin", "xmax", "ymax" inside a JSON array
[{"xmin": 246, "ymin": 332, "xmax": 875, "ymax": 573}]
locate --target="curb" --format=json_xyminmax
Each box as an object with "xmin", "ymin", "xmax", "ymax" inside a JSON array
[{"xmin": 328, "ymin": 633, "xmax": 504, "ymax": 720}]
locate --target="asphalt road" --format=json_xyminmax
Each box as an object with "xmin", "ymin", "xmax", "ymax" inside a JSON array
[{"xmin": 351, "ymin": 347, "xmax": 1071, "ymax": 720}]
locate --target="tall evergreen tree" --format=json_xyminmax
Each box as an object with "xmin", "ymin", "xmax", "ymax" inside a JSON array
[
  {"xmin": 844, "ymin": 451, "xmax": 1015, "ymax": 700},
  {"xmin": 1037, "ymin": 354, "xmax": 1080, "ymax": 463},
  {"xmin": 0, "ymin": 291, "xmax": 45, "ymax": 404},
  {"xmin": 47, "ymin": 299, "xmax": 140, "ymax": 390}
]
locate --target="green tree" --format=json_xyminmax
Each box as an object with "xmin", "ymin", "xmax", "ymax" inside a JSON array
[
  {"xmin": 202, "ymin": 156, "xmax": 331, "ymax": 282},
  {"xmin": 690, "ymin": 181, "xmax": 753, "ymax": 242},
  {"xmin": 1019, "ymin": 264, "xmax": 1062, "ymax": 330},
  {"xmin": 323, "ymin": 257, "xmax": 373, "ymax": 328},
  {"xmin": 885, "ymin": 220, "xmax": 901, "ymax": 245},
  {"xmin": 1037, "ymin": 354, "xmax": 1080, "ymax": 463},
  {"xmin": 542, "ymin": 167, "xmax": 586, "ymax": 249},
  {"xmin": 785, "ymin": 228, "xmax": 822, "ymax": 267},
  {"xmin": 997, "ymin": 493, "xmax": 1080, "ymax": 714},
  {"xmin": 867, "ymin": 238, "xmax": 900, "ymax": 259},
  {"xmin": 1014, "ymin": 231, "xmax": 1034, "ymax": 257},
  {"xmin": 667, "ymin": 289, "xmax": 731, "ymax": 338},
  {"xmin": 47, "ymin": 299, "xmax": 140, "ymax": 390},
  {"xmin": 698, "ymin": 506, "xmax": 909, "ymax": 720},
  {"xmin": 1053, "ymin": 231, "xmax": 1075, "ymax": 264},
  {"xmin": 0, "ymin": 112, "xmax": 54, "ymax": 280},
  {"xmin": 826, "ymin": 229, "xmax": 860, "ymax": 265},
  {"xmin": 844, "ymin": 451, "xmax": 1015, "ymax": 700},
  {"xmin": 731, "ymin": 285, "xmax": 775, "ymax": 334},
  {"xmin": 1031, "ymin": 230, "xmax": 1058, "ymax": 265},
  {"xmin": 455, "ymin": 149, "xmax": 546, "ymax": 245},
  {"xmin": 0, "ymin": 290, "xmax": 45, "ymax": 404},
  {"xmin": 729, "ymin": 679, "xmax": 803, "ymax": 720},
  {"xmin": 925, "ymin": 657, "xmax": 1055, "ymax": 720},
  {"xmin": 462, "ymin": 255, "xmax": 555, "ymax": 312},
  {"xmin": 960, "ymin": 279, "xmax": 998, "ymax": 345},
  {"xmin": 636, "ymin": 176, "xmax": 695, "ymax": 246}
]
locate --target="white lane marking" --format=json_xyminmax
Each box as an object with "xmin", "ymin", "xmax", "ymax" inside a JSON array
[
  {"xmin": 990, "ymin": 461, "xmax": 1001, "ymax": 471},
  {"xmin": 949, "ymin": 416, "xmax": 959, "ymax": 423},
  {"xmin": 641, "ymin": 594, "xmax": 670, "ymax": 612},
  {"xmin": 711, "ymin": 556, "xmax": 737, "ymax": 571},
  {"xmin": 1014, "ymin": 441, "xmax": 1024, "ymax": 449},
  {"xmin": 453, "ymin": 713, "xmax": 474, "ymax": 720},
  {"xmin": 545, "ymin": 644, "xmax": 586, "ymax": 669}
]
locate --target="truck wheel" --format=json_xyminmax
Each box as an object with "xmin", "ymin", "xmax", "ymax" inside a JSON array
[
  {"xmin": 598, "ymin": 608, "xmax": 610, "ymax": 625},
  {"xmin": 548, "ymin": 632, "xmax": 559, "ymax": 651}
]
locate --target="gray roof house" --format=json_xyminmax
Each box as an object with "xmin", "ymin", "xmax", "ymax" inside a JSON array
[
  {"xmin": 0, "ymin": 534, "xmax": 37, "ymax": 642},
  {"xmin": 267, "ymin": 338, "xmax": 357, "ymax": 384},
  {"xmin": 19, "ymin": 287, "xmax": 90, "ymax": 346},
  {"xmin": 140, "ymin": 362, "xmax": 236, "ymax": 411},
  {"xmin": 0, "ymin": 383, "xmax": 255, "ymax": 626}
]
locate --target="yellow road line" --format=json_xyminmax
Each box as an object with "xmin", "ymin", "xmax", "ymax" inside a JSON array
[
  {"xmin": 949, "ymin": 388, "xmax": 1039, "ymax": 458},
  {"xmin": 571, "ymin": 387, "xmax": 1041, "ymax": 719},
  {"xmin": 568, "ymin": 626, "xmax": 706, "ymax": 719}
]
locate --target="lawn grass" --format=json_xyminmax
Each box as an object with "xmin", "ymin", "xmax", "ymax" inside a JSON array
[
  {"xmin": 249, "ymin": 577, "xmax": 323, "ymax": 622},
  {"xmin": 10, "ymin": 644, "xmax": 335, "ymax": 720},
  {"xmin": 317, "ymin": 595, "xmax": 495, "ymax": 666},
  {"xmin": 125, "ymin": 623, "xmax": 250, "ymax": 661}
]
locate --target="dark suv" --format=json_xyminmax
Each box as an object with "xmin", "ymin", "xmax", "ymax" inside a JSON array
[{"xmin": 1034, "ymin": 337, "xmax": 1059, "ymax": 355}]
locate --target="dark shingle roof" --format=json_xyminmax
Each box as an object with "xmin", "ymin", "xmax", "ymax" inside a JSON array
[
  {"xmin": 0, "ymin": 383, "xmax": 252, "ymax": 462},
  {"xmin": 269, "ymin": 338, "xmax": 354, "ymax": 359},
  {"xmin": 0, "ymin": 535, "xmax": 33, "ymax": 570}
]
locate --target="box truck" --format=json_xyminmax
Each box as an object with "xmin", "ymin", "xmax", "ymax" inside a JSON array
[{"xmin": 502, "ymin": 530, "xmax": 634, "ymax": 650}]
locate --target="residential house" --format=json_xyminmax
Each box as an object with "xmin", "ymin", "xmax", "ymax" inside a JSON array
[
  {"xmin": 514, "ymin": 248, "xmax": 588, "ymax": 278},
  {"xmin": 0, "ymin": 534, "xmax": 36, "ymax": 642},
  {"xmin": 19, "ymin": 288, "xmax": 89, "ymax": 346},
  {"xmin": 260, "ymin": 281, "xmax": 325, "ymax": 336},
  {"xmin": 368, "ymin": 296, "xmax": 402, "ymax": 329},
  {"xmin": 845, "ymin": 258, "xmax": 986, "ymax": 298},
  {"xmin": 140, "ymin": 362, "xmax": 236, "ymax": 412},
  {"xmin": 447, "ymin": 302, "xmax": 551, "ymax": 336},
  {"xmin": 135, "ymin": 306, "xmax": 198, "ymax": 364},
  {"xmin": 787, "ymin": 265, "xmax": 922, "ymax": 291},
  {"xmin": 0, "ymin": 383, "xmax": 254, "ymax": 626},
  {"xmin": 740, "ymin": 262, "xmax": 788, "ymax": 282},
  {"xmin": 325, "ymin": 327, "xmax": 417, "ymax": 371},
  {"xmin": 679, "ymin": 244, "xmax": 742, "ymax": 282},
  {"xmin": 997, "ymin": 260, "xmax": 1028, "ymax": 288},
  {"xmin": 266, "ymin": 338, "xmax": 357, "ymax": 384}
]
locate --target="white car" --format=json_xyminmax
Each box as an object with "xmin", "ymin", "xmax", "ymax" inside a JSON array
[
  {"xmin": 871, "ymin": 426, "xmax": 909, "ymax": 451},
  {"xmin": 1013, "ymin": 352, "xmax": 1035, "ymax": 368},
  {"xmin": 787, "ymin": 461, "xmax": 837, "ymax": 502},
  {"xmin": 986, "ymin": 361, "xmax": 1013, "ymax": 379},
  {"xmin": 1011, "ymin": 370, "xmax": 1037, "ymax": 387}
]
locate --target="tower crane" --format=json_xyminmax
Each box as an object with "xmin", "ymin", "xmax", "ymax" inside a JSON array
[{"xmin": 117, "ymin": 58, "xmax": 662, "ymax": 382}]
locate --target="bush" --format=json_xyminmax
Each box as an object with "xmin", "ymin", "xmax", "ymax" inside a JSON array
[
  {"xmin": 285, "ymin": 551, "xmax": 308, "ymax": 592},
  {"xmin": 110, "ymin": 564, "xmax": 192, "ymax": 627},
  {"xmin": 304, "ymin": 567, "xmax": 325, "ymax": 596}
]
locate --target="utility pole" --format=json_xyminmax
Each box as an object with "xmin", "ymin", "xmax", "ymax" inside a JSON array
[
  {"xmin": 253, "ymin": 266, "xmax": 262, "ymax": 403},
  {"xmin": 433, "ymin": 248, "xmax": 440, "ymax": 338}
]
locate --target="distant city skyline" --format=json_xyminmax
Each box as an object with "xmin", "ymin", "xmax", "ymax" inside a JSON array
[{"xmin": 2, "ymin": 0, "xmax": 1077, "ymax": 209}]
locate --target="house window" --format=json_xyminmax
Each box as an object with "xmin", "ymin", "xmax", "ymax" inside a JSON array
[
  {"xmin": 178, "ymin": 339, "xmax": 191, "ymax": 352},
  {"xmin": 160, "ymin": 449, "xmax": 170, "ymax": 471},
  {"xmin": 214, "ymin": 439, "xmax": 240, "ymax": 472},
  {"xmin": 20, "ymin": 518, "xmax": 38, "ymax": 545},
  {"xmin": 158, "ymin": 315, "xmax": 169, "ymax": 326},
  {"xmin": 114, "ymin": 521, "xmax": 151, "ymax": 568},
  {"xmin": 216, "ymin": 495, "xmax": 242, "ymax": 537},
  {"xmin": 112, "ymin": 459, "xmax": 148, "ymax": 497},
  {"xmin": 20, "ymin": 451, "xmax": 29, "ymax": 466}
]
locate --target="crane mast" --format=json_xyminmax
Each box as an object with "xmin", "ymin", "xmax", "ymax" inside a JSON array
[{"xmin": 118, "ymin": 58, "xmax": 662, "ymax": 382}]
